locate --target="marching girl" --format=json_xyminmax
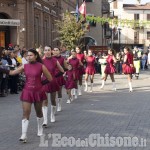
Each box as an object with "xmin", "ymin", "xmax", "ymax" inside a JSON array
[
  {"xmin": 9, "ymin": 49, "xmax": 52, "ymax": 142},
  {"xmin": 42, "ymin": 46, "xmax": 64, "ymax": 126},
  {"xmin": 100, "ymin": 49, "xmax": 117, "ymax": 91},
  {"xmin": 84, "ymin": 49, "xmax": 96, "ymax": 92},
  {"xmin": 76, "ymin": 46, "xmax": 85, "ymax": 95},
  {"xmin": 67, "ymin": 50, "xmax": 83, "ymax": 99},
  {"xmin": 123, "ymin": 47, "xmax": 135, "ymax": 92},
  {"xmin": 53, "ymin": 47, "xmax": 68, "ymax": 112},
  {"xmin": 64, "ymin": 64, "xmax": 77, "ymax": 103}
]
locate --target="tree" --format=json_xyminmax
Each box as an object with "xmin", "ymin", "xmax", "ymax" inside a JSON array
[{"xmin": 55, "ymin": 12, "xmax": 88, "ymax": 50}]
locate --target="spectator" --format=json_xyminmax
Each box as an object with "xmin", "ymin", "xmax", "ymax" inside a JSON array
[
  {"xmin": 22, "ymin": 51, "xmax": 28, "ymax": 65},
  {"xmin": 7, "ymin": 51, "xmax": 20, "ymax": 94},
  {"xmin": 141, "ymin": 53, "xmax": 148, "ymax": 70},
  {"xmin": 8, "ymin": 43, "xmax": 14, "ymax": 51}
]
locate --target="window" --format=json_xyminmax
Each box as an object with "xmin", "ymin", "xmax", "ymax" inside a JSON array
[
  {"xmin": 44, "ymin": 20, "xmax": 48, "ymax": 46},
  {"xmin": 113, "ymin": 1, "xmax": 118, "ymax": 9},
  {"xmin": 134, "ymin": 31, "xmax": 139, "ymax": 44},
  {"xmin": 34, "ymin": 17, "xmax": 40, "ymax": 46},
  {"xmin": 134, "ymin": 14, "xmax": 139, "ymax": 20},
  {"xmin": 147, "ymin": 14, "xmax": 150, "ymax": 21},
  {"xmin": 147, "ymin": 32, "xmax": 150, "ymax": 40}
]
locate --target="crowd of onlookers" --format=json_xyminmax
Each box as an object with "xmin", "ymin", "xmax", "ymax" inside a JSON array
[
  {"xmin": 0, "ymin": 44, "xmax": 150, "ymax": 97},
  {"xmin": 94, "ymin": 47, "xmax": 150, "ymax": 78},
  {"xmin": 0, "ymin": 44, "xmax": 28, "ymax": 97}
]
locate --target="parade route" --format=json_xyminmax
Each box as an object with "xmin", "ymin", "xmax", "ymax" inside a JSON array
[{"xmin": 0, "ymin": 71, "xmax": 150, "ymax": 150}]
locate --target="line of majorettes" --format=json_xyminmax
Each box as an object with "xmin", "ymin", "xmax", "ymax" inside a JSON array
[{"xmin": 2, "ymin": 46, "xmax": 135, "ymax": 143}]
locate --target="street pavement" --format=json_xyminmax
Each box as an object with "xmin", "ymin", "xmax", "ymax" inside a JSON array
[{"xmin": 0, "ymin": 71, "xmax": 150, "ymax": 150}]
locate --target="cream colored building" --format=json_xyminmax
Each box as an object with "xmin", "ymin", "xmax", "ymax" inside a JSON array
[{"xmin": 110, "ymin": 0, "xmax": 150, "ymax": 49}]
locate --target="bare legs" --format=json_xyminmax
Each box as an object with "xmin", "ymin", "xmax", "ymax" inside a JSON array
[
  {"xmin": 84, "ymin": 74, "xmax": 94, "ymax": 92},
  {"xmin": 100, "ymin": 73, "xmax": 116, "ymax": 91},
  {"xmin": 66, "ymin": 89, "xmax": 72, "ymax": 104}
]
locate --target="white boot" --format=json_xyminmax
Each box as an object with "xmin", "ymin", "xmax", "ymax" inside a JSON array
[
  {"xmin": 57, "ymin": 98, "xmax": 62, "ymax": 112},
  {"xmin": 37, "ymin": 117, "xmax": 43, "ymax": 136},
  {"xmin": 78, "ymin": 85, "xmax": 82, "ymax": 95},
  {"xmin": 66, "ymin": 99, "xmax": 71, "ymax": 104},
  {"xmin": 71, "ymin": 88, "xmax": 75, "ymax": 95},
  {"xmin": 51, "ymin": 105, "xmax": 56, "ymax": 123},
  {"xmin": 90, "ymin": 83, "xmax": 93, "ymax": 92},
  {"xmin": 74, "ymin": 89, "xmax": 78, "ymax": 99},
  {"xmin": 112, "ymin": 82, "xmax": 117, "ymax": 91},
  {"xmin": 19, "ymin": 119, "xmax": 29, "ymax": 143},
  {"xmin": 84, "ymin": 81, "xmax": 88, "ymax": 91},
  {"xmin": 100, "ymin": 80, "xmax": 105, "ymax": 89},
  {"xmin": 42, "ymin": 106, "xmax": 48, "ymax": 127},
  {"xmin": 129, "ymin": 82, "xmax": 133, "ymax": 92}
]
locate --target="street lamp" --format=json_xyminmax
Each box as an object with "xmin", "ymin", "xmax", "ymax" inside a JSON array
[{"xmin": 118, "ymin": 28, "xmax": 122, "ymax": 52}]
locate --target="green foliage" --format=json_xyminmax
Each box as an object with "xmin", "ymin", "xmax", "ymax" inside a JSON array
[{"xmin": 55, "ymin": 12, "xmax": 88, "ymax": 50}]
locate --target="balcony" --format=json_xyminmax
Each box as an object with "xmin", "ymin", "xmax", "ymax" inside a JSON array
[{"xmin": 102, "ymin": 0, "xmax": 110, "ymax": 14}]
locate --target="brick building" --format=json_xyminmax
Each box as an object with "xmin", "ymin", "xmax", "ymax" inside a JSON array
[{"xmin": 0, "ymin": 0, "xmax": 77, "ymax": 49}]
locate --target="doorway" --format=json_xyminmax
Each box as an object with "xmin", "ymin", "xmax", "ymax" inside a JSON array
[{"xmin": 0, "ymin": 13, "xmax": 10, "ymax": 48}]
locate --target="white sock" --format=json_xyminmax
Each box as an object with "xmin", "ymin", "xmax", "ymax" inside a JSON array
[
  {"xmin": 112, "ymin": 82, "xmax": 116, "ymax": 91},
  {"xmin": 37, "ymin": 117, "xmax": 43, "ymax": 136},
  {"xmin": 20, "ymin": 119, "xmax": 29, "ymax": 140},
  {"xmin": 42, "ymin": 106, "xmax": 48, "ymax": 125},
  {"xmin": 84, "ymin": 81, "xmax": 88, "ymax": 91},
  {"xmin": 129, "ymin": 82, "xmax": 133, "ymax": 91},
  {"xmin": 90, "ymin": 83, "xmax": 93, "ymax": 92},
  {"xmin": 78, "ymin": 85, "xmax": 82, "ymax": 95},
  {"xmin": 51, "ymin": 105, "xmax": 56, "ymax": 122},
  {"xmin": 57, "ymin": 98, "xmax": 62, "ymax": 112},
  {"xmin": 100, "ymin": 80, "xmax": 105, "ymax": 88},
  {"xmin": 74, "ymin": 89, "xmax": 78, "ymax": 99}
]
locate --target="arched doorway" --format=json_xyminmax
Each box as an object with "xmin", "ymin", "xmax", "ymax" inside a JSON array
[
  {"xmin": 0, "ymin": 13, "xmax": 10, "ymax": 48},
  {"xmin": 79, "ymin": 36, "xmax": 97, "ymax": 51}
]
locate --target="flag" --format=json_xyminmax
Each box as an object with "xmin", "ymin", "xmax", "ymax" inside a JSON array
[
  {"xmin": 79, "ymin": 1, "xmax": 86, "ymax": 19},
  {"xmin": 76, "ymin": 0, "xmax": 79, "ymax": 22}
]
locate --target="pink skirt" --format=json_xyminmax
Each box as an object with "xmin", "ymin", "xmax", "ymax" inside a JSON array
[
  {"xmin": 73, "ymin": 70, "xmax": 80, "ymax": 80},
  {"xmin": 42, "ymin": 78, "xmax": 60, "ymax": 93},
  {"xmin": 56, "ymin": 76, "xmax": 65, "ymax": 86},
  {"xmin": 65, "ymin": 80, "xmax": 77, "ymax": 89},
  {"xmin": 85, "ymin": 67, "xmax": 96, "ymax": 75},
  {"xmin": 79, "ymin": 66, "xmax": 85, "ymax": 76},
  {"xmin": 122, "ymin": 64, "xmax": 135, "ymax": 74},
  {"xmin": 20, "ymin": 87, "xmax": 47, "ymax": 103},
  {"xmin": 104, "ymin": 65, "xmax": 116, "ymax": 74}
]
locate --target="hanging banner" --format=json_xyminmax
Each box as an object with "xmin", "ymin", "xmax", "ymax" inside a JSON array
[{"xmin": 0, "ymin": 19, "xmax": 20, "ymax": 26}]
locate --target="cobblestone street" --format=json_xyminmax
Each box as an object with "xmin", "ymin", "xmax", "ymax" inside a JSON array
[{"xmin": 0, "ymin": 72, "xmax": 150, "ymax": 150}]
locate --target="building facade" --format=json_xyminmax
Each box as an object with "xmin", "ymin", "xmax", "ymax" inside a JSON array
[
  {"xmin": 0, "ymin": 0, "xmax": 76, "ymax": 49},
  {"xmin": 110, "ymin": 0, "xmax": 150, "ymax": 49},
  {"xmin": 80, "ymin": 0, "xmax": 110, "ymax": 48}
]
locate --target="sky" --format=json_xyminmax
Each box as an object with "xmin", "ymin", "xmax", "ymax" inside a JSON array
[{"xmin": 123, "ymin": 0, "xmax": 150, "ymax": 4}]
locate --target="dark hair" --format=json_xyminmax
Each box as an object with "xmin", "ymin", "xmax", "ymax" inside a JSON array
[
  {"xmin": 108, "ymin": 48, "xmax": 115, "ymax": 55},
  {"xmin": 28, "ymin": 48, "xmax": 43, "ymax": 63},
  {"xmin": 21, "ymin": 50, "xmax": 27, "ymax": 57},
  {"xmin": 48, "ymin": 45, "xmax": 53, "ymax": 50},
  {"xmin": 53, "ymin": 47, "xmax": 60, "ymax": 51},
  {"xmin": 71, "ymin": 49, "xmax": 76, "ymax": 53},
  {"xmin": 124, "ymin": 47, "xmax": 130, "ymax": 51},
  {"xmin": 76, "ymin": 46, "xmax": 81, "ymax": 49}
]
